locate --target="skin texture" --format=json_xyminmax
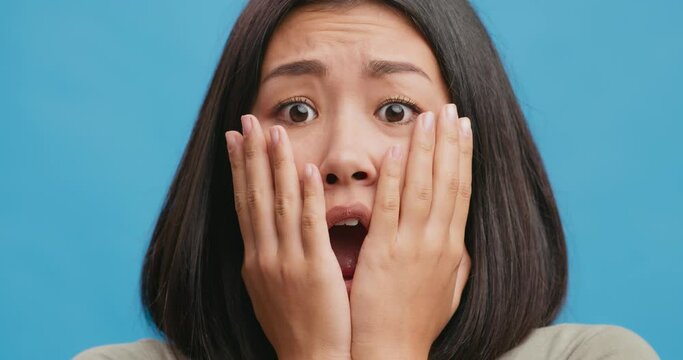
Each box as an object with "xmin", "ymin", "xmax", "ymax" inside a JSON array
[{"xmin": 225, "ymin": 2, "xmax": 473, "ymax": 359}]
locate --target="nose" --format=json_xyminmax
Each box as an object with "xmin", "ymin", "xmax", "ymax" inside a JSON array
[{"xmin": 318, "ymin": 118, "xmax": 378, "ymax": 189}]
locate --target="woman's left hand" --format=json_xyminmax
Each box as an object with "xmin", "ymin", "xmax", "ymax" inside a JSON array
[{"xmin": 349, "ymin": 103, "xmax": 473, "ymax": 359}]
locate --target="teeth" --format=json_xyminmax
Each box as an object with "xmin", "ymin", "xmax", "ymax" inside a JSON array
[{"xmin": 334, "ymin": 218, "xmax": 360, "ymax": 226}]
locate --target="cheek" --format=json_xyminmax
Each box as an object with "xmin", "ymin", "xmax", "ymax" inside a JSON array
[
  {"xmin": 382, "ymin": 132, "xmax": 412, "ymax": 162},
  {"xmin": 386, "ymin": 135, "xmax": 411, "ymax": 190},
  {"xmin": 290, "ymin": 140, "xmax": 319, "ymax": 179}
]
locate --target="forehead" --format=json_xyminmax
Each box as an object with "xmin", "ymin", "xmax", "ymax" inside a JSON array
[{"xmin": 261, "ymin": 1, "xmax": 442, "ymax": 81}]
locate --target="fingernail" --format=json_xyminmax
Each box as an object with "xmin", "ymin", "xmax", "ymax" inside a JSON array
[
  {"xmin": 305, "ymin": 163, "xmax": 315, "ymax": 178},
  {"xmin": 226, "ymin": 132, "xmax": 235, "ymax": 153},
  {"xmin": 241, "ymin": 115, "xmax": 252, "ymax": 136},
  {"xmin": 460, "ymin": 117, "xmax": 471, "ymax": 136},
  {"xmin": 446, "ymin": 104, "xmax": 458, "ymax": 122},
  {"xmin": 421, "ymin": 112, "xmax": 434, "ymax": 131},
  {"xmin": 270, "ymin": 126, "xmax": 280, "ymax": 145},
  {"xmin": 391, "ymin": 144, "xmax": 402, "ymax": 159}
]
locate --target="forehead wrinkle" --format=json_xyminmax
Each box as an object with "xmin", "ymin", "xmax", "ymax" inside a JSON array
[
  {"xmin": 260, "ymin": 2, "xmax": 447, "ymax": 96},
  {"xmin": 276, "ymin": 3, "xmax": 413, "ymax": 46},
  {"xmin": 266, "ymin": 1, "xmax": 426, "ymax": 61},
  {"xmin": 296, "ymin": 1, "xmax": 411, "ymax": 27},
  {"xmin": 281, "ymin": 24, "xmax": 395, "ymax": 49}
]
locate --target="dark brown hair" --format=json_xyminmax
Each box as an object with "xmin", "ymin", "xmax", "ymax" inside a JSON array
[{"xmin": 141, "ymin": 0, "xmax": 568, "ymax": 359}]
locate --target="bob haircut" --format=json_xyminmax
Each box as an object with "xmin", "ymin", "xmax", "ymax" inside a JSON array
[{"xmin": 141, "ymin": 0, "xmax": 568, "ymax": 359}]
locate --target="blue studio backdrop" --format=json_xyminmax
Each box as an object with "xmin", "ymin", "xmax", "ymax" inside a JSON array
[{"xmin": 1, "ymin": 0, "xmax": 681, "ymax": 359}]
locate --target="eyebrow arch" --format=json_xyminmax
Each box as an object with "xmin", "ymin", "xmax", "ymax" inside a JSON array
[
  {"xmin": 365, "ymin": 60, "xmax": 431, "ymax": 82},
  {"xmin": 261, "ymin": 59, "xmax": 432, "ymax": 83}
]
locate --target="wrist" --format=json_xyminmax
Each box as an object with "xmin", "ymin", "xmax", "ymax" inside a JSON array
[
  {"xmin": 351, "ymin": 342, "xmax": 429, "ymax": 360},
  {"xmin": 279, "ymin": 349, "xmax": 351, "ymax": 360},
  {"xmin": 281, "ymin": 356, "xmax": 350, "ymax": 360}
]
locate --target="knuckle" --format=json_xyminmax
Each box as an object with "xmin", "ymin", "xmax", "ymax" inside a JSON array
[
  {"xmin": 246, "ymin": 187, "xmax": 261, "ymax": 208},
  {"xmin": 303, "ymin": 187, "xmax": 316, "ymax": 200},
  {"xmin": 234, "ymin": 193, "xmax": 246, "ymax": 215},
  {"xmin": 422, "ymin": 242, "xmax": 442, "ymax": 258},
  {"xmin": 271, "ymin": 154, "xmax": 287, "ymax": 171},
  {"xmin": 256, "ymin": 254, "xmax": 275, "ymax": 273},
  {"xmin": 241, "ymin": 258, "xmax": 254, "ymax": 274},
  {"xmin": 274, "ymin": 191, "xmax": 293, "ymax": 218},
  {"xmin": 278, "ymin": 261, "xmax": 299, "ymax": 281},
  {"xmin": 240, "ymin": 264, "xmax": 253, "ymax": 284},
  {"xmin": 447, "ymin": 240, "xmax": 465, "ymax": 258},
  {"xmin": 447, "ymin": 236, "xmax": 466, "ymax": 258},
  {"xmin": 448, "ymin": 177, "xmax": 461, "ymax": 195},
  {"xmin": 461, "ymin": 140, "xmax": 473, "ymax": 156},
  {"xmin": 301, "ymin": 212, "xmax": 318, "ymax": 231},
  {"xmin": 386, "ymin": 166, "xmax": 402, "ymax": 180},
  {"xmin": 243, "ymin": 143, "xmax": 258, "ymax": 160},
  {"xmin": 421, "ymin": 231, "xmax": 442, "ymax": 254},
  {"xmin": 382, "ymin": 194, "xmax": 400, "ymax": 212},
  {"xmin": 447, "ymin": 129, "xmax": 459, "ymax": 144},
  {"xmin": 419, "ymin": 140, "xmax": 434, "ymax": 152},
  {"xmin": 385, "ymin": 243, "xmax": 402, "ymax": 261},
  {"xmin": 229, "ymin": 157, "xmax": 242, "ymax": 171},
  {"xmin": 458, "ymin": 183, "xmax": 472, "ymax": 200},
  {"xmin": 416, "ymin": 184, "xmax": 432, "ymax": 201}
]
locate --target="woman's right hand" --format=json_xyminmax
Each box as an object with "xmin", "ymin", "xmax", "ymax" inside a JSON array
[{"xmin": 225, "ymin": 114, "xmax": 351, "ymax": 360}]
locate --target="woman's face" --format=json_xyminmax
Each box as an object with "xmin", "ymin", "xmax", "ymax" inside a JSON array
[{"xmin": 251, "ymin": 1, "xmax": 451, "ymax": 256}]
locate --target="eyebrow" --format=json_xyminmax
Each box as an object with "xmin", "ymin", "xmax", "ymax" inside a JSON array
[{"xmin": 261, "ymin": 59, "xmax": 432, "ymax": 83}]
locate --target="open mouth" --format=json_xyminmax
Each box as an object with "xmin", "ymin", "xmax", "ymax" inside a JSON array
[
  {"xmin": 325, "ymin": 202, "xmax": 372, "ymax": 285},
  {"xmin": 329, "ymin": 222, "xmax": 368, "ymax": 280}
]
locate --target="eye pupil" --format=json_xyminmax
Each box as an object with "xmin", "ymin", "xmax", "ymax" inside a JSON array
[
  {"xmin": 290, "ymin": 104, "xmax": 309, "ymax": 123},
  {"xmin": 386, "ymin": 104, "xmax": 405, "ymax": 123}
]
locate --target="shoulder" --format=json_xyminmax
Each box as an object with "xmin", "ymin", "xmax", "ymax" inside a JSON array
[
  {"xmin": 73, "ymin": 338, "xmax": 181, "ymax": 360},
  {"xmin": 498, "ymin": 323, "xmax": 659, "ymax": 360}
]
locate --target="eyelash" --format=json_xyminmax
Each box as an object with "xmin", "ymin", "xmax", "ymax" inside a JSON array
[{"xmin": 273, "ymin": 95, "xmax": 423, "ymax": 126}]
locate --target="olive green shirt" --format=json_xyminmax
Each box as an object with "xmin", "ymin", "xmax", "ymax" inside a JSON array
[{"xmin": 74, "ymin": 323, "xmax": 659, "ymax": 359}]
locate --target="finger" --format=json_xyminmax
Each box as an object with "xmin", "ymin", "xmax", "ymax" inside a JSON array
[
  {"xmin": 449, "ymin": 117, "xmax": 473, "ymax": 246},
  {"xmin": 226, "ymin": 130, "xmax": 256, "ymax": 257},
  {"xmin": 367, "ymin": 144, "xmax": 403, "ymax": 247},
  {"xmin": 300, "ymin": 163, "xmax": 332, "ymax": 257},
  {"xmin": 268, "ymin": 125, "xmax": 303, "ymax": 259},
  {"xmin": 430, "ymin": 104, "xmax": 461, "ymax": 228},
  {"xmin": 399, "ymin": 112, "xmax": 435, "ymax": 231},
  {"xmin": 242, "ymin": 114, "xmax": 278, "ymax": 257}
]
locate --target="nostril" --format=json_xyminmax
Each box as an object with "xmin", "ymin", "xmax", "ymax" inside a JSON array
[
  {"xmin": 325, "ymin": 172, "xmax": 367, "ymax": 184},
  {"xmin": 326, "ymin": 173, "xmax": 338, "ymax": 184},
  {"xmin": 352, "ymin": 172, "xmax": 367, "ymax": 180}
]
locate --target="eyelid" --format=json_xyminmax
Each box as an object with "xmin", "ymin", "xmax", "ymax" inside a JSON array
[
  {"xmin": 377, "ymin": 95, "xmax": 420, "ymax": 110},
  {"xmin": 275, "ymin": 96, "xmax": 314, "ymax": 110},
  {"xmin": 376, "ymin": 95, "xmax": 423, "ymax": 125},
  {"xmin": 271, "ymin": 95, "xmax": 424, "ymax": 125},
  {"xmin": 272, "ymin": 96, "xmax": 318, "ymax": 125}
]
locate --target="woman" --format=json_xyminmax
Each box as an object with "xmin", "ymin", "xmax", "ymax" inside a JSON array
[{"xmin": 76, "ymin": 0, "xmax": 659, "ymax": 359}]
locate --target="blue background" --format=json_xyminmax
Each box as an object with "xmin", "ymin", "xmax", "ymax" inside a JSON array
[{"xmin": 1, "ymin": 0, "xmax": 681, "ymax": 358}]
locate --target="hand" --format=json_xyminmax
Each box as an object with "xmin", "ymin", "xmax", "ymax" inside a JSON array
[
  {"xmin": 225, "ymin": 114, "xmax": 351, "ymax": 360},
  {"xmin": 349, "ymin": 104, "xmax": 473, "ymax": 359}
]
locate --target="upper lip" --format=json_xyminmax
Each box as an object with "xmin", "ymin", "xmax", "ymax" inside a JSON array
[{"xmin": 326, "ymin": 202, "xmax": 371, "ymax": 230}]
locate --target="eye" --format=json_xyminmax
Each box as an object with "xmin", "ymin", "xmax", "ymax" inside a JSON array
[
  {"xmin": 276, "ymin": 99, "xmax": 317, "ymax": 124},
  {"xmin": 376, "ymin": 98, "xmax": 420, "ymax": 125}
]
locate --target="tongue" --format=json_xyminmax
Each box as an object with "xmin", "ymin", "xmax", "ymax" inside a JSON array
[{"xmin": 329, "ymin": 225, "xmax": 367, "ymax": 279}]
